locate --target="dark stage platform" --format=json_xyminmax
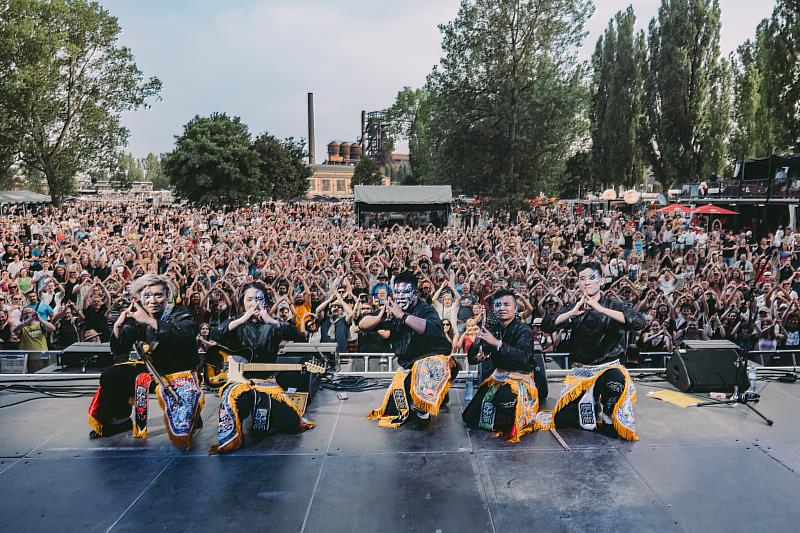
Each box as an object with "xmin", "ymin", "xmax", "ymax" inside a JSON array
[{"xmin": 1, "ymin": 377, "xmax": 799, "ymax": 533}]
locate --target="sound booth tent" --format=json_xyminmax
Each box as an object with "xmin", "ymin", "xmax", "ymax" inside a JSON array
[{"xmin": 354, "ymin": 185, "xmax": 453, "ymax": 227}]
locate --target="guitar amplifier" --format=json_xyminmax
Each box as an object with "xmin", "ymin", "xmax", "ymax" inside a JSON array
[
  {"xmin": 275, "ymin": 355, "xmax": 323, "ymax": 406},
  {"xmin": 280, "ymin": 342, "xmax": 338, "ymax": 367}
]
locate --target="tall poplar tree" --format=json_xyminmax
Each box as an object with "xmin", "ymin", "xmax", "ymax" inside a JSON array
[
  {"xmin": 426, "ymin": 0, "xmax": 594, "ymax": 204},
  {"xmin": 757, "ymin": 0, "xmax": 800, "ymax": 152},
  {"xmin": 641, "ymin": 0, "xmax": 731, "ymax": 187},
  {"xmin": 590, "ymin": 7, "xmax": 645, "ymax": 188}
]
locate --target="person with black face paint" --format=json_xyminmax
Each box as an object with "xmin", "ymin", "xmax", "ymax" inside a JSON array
[
  {"xmin": 361, "ymin": 271, "xmax": 457, "ymax": 429},
  {"xmin": 540, "ymin": 262, "xmax": 646, "ymax": 441}
]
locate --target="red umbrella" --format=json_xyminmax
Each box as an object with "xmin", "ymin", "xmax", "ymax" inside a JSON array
[
  {"xmin": 692, "ymin": 204, "xmax": 738, "ymax": 215},
  {"xmin": 656, "ymin": 203, "xmax": 694, "ymax": 213}
]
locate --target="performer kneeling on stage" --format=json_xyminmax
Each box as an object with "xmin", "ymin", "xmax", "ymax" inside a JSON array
[
  {"xmin": 540, "ymin": 262, "xmax": 645, "ymax": 440},
  {"xmin": 208, "ymin": 282, "xmax": 313, "ymax": 454},
  {"xmin": 88, "ymin": 274, "xmax": 203, "ymax": 450},
  {"xmin": 362, "ymin": 271, "xmax": 458, "ymax": 429},
  {"xmin": 462, "ymin": 289, "xmax": 547, "ymax": 442}
]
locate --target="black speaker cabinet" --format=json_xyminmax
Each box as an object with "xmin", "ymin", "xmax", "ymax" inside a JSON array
[
  {"xmin": 59, "ymin": 342, "xmax": 114, "ymax": 369},
  {"xmin": 667, "ymin": 341, "xmax": 749, "ymax": 393}
]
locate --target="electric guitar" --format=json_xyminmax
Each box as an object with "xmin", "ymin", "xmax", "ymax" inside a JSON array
[{"xmin": 226, "ymin": 354, "xmax": 326, "ymax": 384}]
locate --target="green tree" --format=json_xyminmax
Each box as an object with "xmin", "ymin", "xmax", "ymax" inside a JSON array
[
  {"xmin": 383, "ymin": 87, "xmax": 437, "ymax": 183},
  {"xmin": 352, "ymin": 156, "xmax": 383, "ymax": 186},
  {"xmin": 755, "ymin": 1, "xmax": 800, "ymax": 152},
  {"xmin": 426, "ymin": 0, "xmax": 594, "ymax": 205},
  {"xmin": 252, "ymin": 134, "xmax": 312, "ymax": 200},
  {"xmin": 110, "ymin": 152, "xmax": 144, "ymax": 190},
  {"xmin": 163, "ymin": 113, "xmax": 261, "ymax": 207},
  {"xmin": 730, "ymin": 41, "xmax": 764, "ymax": 158},
  {"xmin": 558, "ymin": 150, "xmax": 595, "ymax": 197},
  {"xmin": 641, "ymin": 0, "xmax": 730, "ymax": 188},
  {"xmin": 590, "ymin": 7, "xmax": 646, "ymax": 188},
  {"xmin": 142, "ymin": 153, "xmax": 169, "ymax": 190},
  {"xmin": 0, "ymin": 0, "xmax": 161, "ymax": 205}
]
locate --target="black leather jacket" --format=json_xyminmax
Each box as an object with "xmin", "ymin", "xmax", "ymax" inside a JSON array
[
  {"xmin": 542, "ymin": 296, "xmax": 646, "ymax": 365},
  {"xmin": 211, "ymin": 318, "xmax": 305, "ymax": 363},
  {"xmin": 468, "ymin": 316, "xmax": 548, "ymax": 399},
  {"xmin": 373, "ymin": 300, "xmax": 453, "ymax": 369},
  {"xmin": 110, "ymin": 305, "xmax": 197, "ymax": 375}
]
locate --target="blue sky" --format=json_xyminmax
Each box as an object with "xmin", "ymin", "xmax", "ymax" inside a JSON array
[{"xmin": 102, "ymin": 0, "xmax": 777, "ymax": 162}]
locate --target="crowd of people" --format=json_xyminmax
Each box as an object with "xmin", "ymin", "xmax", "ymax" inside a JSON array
[{"xmin": 0, "ymin": 200, "xmax": 799, "ymax": 363}]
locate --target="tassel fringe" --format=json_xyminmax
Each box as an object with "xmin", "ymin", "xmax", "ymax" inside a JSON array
[
  {"xmin": 87, "ymin": 414, "xmax": 103, "ymax": 436},
  {"xmin": 155, "ymin": 371, "xmax": 205, "ymax": 451},
  {"xmin": 408, "ymin": 355, "xmax": 455, "ymax": 416},
  {"xmin": 367, "ymin": 368, "xmax": 409, "ymax": 428}
]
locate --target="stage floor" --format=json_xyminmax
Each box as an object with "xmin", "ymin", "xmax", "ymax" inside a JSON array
[{"xmin": 1, "ymin": 377, "xmax": 799, "ymax": 533}]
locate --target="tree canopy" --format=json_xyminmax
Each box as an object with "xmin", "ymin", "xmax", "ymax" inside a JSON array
[
  {"xmin": 164, "ymin": 114, "xmax": 311, "ymax": 206},
  {"xmin": 352, "ymin": 156, "xmax": 383, "ymax": 186},
  {"xmin": 388, "ymin": 0, "xmax": 593, "ymax": 203},
  {"xmin": 163, "ymin": 113, "xmax": 261, "ymax": 207},
  {"xmin": 252, "ymin": 134, "xmax": 311, "ymax": 200},
  {"xmin": 0, "ymin": 0, "xmax": 161, "ymax": 205},
  {"xmin": 590, "ymin": 7, "xmax": 646, "ymax": 188},
  {"xmin": 641, "ymin": 0, "xmax": 731, "ymax": 187}
]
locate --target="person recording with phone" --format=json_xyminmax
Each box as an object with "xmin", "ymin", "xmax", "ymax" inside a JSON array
[
  {"xmin": 88, "ymin": 274, "xmax": 200, "ymax": 446},
  {"xmin": 462, "ymin": 289, "xmax": 548, "ymax": 442},
  {"xmin": 14, "ymin": 305, "xmax": 55, "ymax": 351},
  {"xmin": 540, "ymin": 262, "xmax": 646, "ymax": 440}
]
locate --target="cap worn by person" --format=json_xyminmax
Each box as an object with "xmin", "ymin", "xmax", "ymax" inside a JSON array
[{"xmin": 83, "ymin": 329, "xmax": 101, "ymax": 342}]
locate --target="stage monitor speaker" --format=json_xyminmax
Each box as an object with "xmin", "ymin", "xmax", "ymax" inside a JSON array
[
  {"xmin": 59, "ymin": 342, "xmax": 113, "ymax": 369},
  {"xmin": 667, "ymin": 342, "xmax": 749, "ymax": 393}
]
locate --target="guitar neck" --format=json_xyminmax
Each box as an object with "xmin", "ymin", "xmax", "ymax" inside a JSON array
[{"xmin": 239, "ymin": 363, "xmax": 305, "ymax": 372}]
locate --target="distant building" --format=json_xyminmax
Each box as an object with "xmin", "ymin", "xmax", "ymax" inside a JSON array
[
  {"xmin": 307, "ymin": 165, "xmax": 390, "ymax": 198},
  {"xmin": 75, "ymin": 180, "xmax": 172, "ymax": 204}
]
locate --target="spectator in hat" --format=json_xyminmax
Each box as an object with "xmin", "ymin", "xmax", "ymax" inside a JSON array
[
  {"xmin": 531, "ymin": 317, "xmax": 555, "ymax": 353},
  {"xmin": 83, "ymin": 328, "xmax": 102, "ymax": 343}
]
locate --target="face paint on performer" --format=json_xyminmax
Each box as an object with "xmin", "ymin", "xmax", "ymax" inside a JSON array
[
  {"xmin": 243, "ymin": 287, "xmax": 267, "ymax": 314},
  {"xmin": 493, "ymin": 295, "xmax": 516, "ymax": 324},
  {"xmin": 578, "ymin": 267, "xmax": 602, "ymax": 298},
  {"xmin": 140, "ymin": 284, "xmax": 168, "ymax": 316},
  {"xmin": 393, "ymin": 282, "xmax": 418, "ymax": 311}
]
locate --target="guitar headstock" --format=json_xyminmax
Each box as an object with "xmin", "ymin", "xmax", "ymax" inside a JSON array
[{"xmin": 305, "ymin": 361, "xmax": 326, "ymax": 374}]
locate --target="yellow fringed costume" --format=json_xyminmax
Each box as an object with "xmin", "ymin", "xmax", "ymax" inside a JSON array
[
  {"xmin": 478, "ymin": 369, "xmax": 545, "ymax": 443},
  {"xmin": 368, "ymin": 354, "xmax": 455, "ymax": 428},
  {"xmin": 535, "ymin": 361, "xmax": 638, "ymax": 441},
  {"xmin": 209, "ymin": 380, "xmax": 314, "ymax": 454}
]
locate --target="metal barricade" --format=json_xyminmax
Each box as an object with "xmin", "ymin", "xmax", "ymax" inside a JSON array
[{"xmin": 748, "ymin": 349, "xmax": 799, "ymax": 367}]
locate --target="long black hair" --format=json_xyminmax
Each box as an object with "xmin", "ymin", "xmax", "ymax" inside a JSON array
[{"xmin": 235, "ymin": 280, "xmax": 272, "ymax": 315}]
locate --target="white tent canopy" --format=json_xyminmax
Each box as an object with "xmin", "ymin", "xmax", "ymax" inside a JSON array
[
  {"xmin": 353, "ymin": 185, "xmax": 452, "ymax": 205},
  {"xmin": 0, "ymin": 190, "xmax": 52, "ymax": 204}
]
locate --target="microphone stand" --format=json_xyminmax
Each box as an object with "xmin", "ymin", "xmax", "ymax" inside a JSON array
[{"xmin": 695, "ymin": 257, "xmax": 773, "ymax": 425}]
